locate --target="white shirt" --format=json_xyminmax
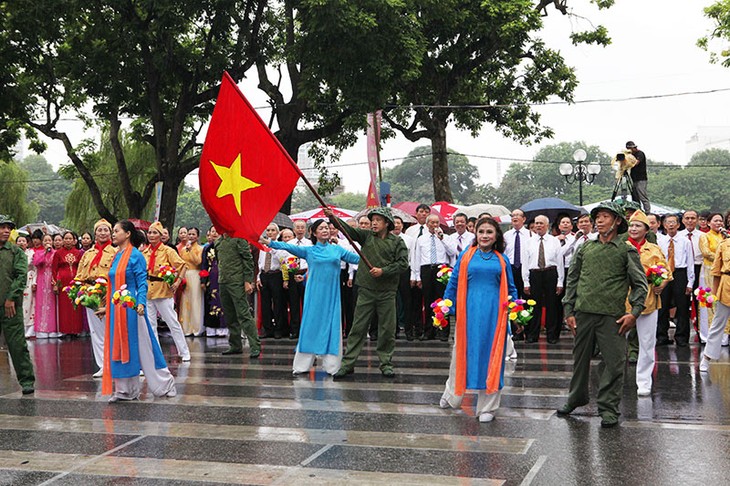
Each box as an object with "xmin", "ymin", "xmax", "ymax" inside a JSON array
[
  {"xmin": 335, "ymin": 237, "xmax": 357, "ymax": 278},
  {"xmin": 522, "ymin": 234, "xmax": 565, "ymax": 288},
  {"xmin": 396, "ymin": 232, "xmax": 415, "ymax": 260},
  {"xmin": 503, "ymin": 227, "xmax": 532, "ymax": 269},
  {"xmin": 678, "ymin": 229, "xmax": 703, "ymax": 266},
  {"xmin": 292, "ymin": 237, "xmax": 312, "ymax": 270},
  {"xmin": 412, "ymin": 232, "xmax": 449, "ymax": 281},
  {"xmin": 655, "ymin": 232, "xmax": 670, "ymax": 250},
  {"xmin": 659, "ymin": 234, "xmax": 695, "ymax": 288},
  {"xmin": 443, "ymin": 231, "xmax": 475, "ymax": 265},
  {"xmin": 257, "ymin": 248, "xmax": 286, "ymax": 278},
  {"xmin": 556, "ymin": 233, "xmax": 576, "ymax": 268},
  {"xmin": 405, "ymin": 223, "xmax": 428, "ymax": 240}
]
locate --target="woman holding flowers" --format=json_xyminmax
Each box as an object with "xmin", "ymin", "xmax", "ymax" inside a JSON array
[
  {"xmin": 626, "ymin": 210, "xmax": 672, "ymax": 396},
  {"xmin": 699, "ymin": 214, "xmax": 726, "ymax": 333},
  {"xmin": 142, "ymin": 221, "xmax": 190, "ymax": 361},
  {"xmin": 439, "ymin": 217, "xmax": 517, "ymax": 423},
  {"xmin": 260, "ymin": 219, "xmax": 359, "ymax": 375},
  {"xmin": 52, "ymin": 231, "xmax": 84, "ymax": 336},
  {"xmin": 102, "ymin": 220, "xmax": 176, "ymax": 402}
]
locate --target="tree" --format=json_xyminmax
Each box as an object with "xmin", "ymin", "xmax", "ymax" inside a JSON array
[
  {"xmin": 0, "ymin": 161, "xmax": 38, "ymax": 225},
  {"xmin": 3, "ymin": 0, "xmax": 265, "ymax": 228},
  {"xmin": 255, "ymin": 0, "xmax": 424, "ymax": 211},
  {"xmin": 384, "ymin": 1, "xmax": 613, "ymax": 202},
  {"xmin": 62, "ymin": 131, "xmax": 158, "ymax": 232},
  {"xmin": 176, "ymin": 186, "xmax": 212, "ymax": 235},
  {"xmin": 382, "ymin": 145, "xmax": 491, "ymax": 204},
  {"xmin": 18, "ymin": 155, "xmax": 72, "ymax": 224}
]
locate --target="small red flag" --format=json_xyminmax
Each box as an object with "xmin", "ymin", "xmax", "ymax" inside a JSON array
[{"xmin": 199, "ymin": 72, "xmax": 301, "ymax": 249}]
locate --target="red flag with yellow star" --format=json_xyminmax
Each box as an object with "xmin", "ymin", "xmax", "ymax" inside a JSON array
[{"xmin": 199, "ymin": 72, "xmax": 301, "ymax": 248}]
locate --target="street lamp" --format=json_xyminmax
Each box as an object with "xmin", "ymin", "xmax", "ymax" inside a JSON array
[{"xmin": 559, "ymin": 149, "xmax": 601, "ymax": 206}]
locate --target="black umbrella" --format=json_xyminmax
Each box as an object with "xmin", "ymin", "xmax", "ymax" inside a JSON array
[
  {"xmin": 520, "ymin": 197, "xmax": 584, "ymax": 223},
  {"xmin": 272, "ymin": 212, "xmax": 294, "ymax": 229}
]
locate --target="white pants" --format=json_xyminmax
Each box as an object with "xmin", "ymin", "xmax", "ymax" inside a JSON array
[
  {"xmin": 505, "ymin": 334, "xmax": 517, "ymax": 360},
  {"xmin": 146, "ymin": 298, "xmax": 190, "ymax": 359},
  {"xmin": 86, "ymin": 308, "xmax": 105, "ymax": 368},
  {"xmin": 705, "ymin": 301, "xmax": 730, "ymax": 360},
  {"xmin": 635, "ymin": 311, "xmax": 658, "ymax": 393},
  {"xmin": 293, "ymin": 338, "xmax": 343, "ymax": 375},
  {"xmin": 441, "ymin": 343, "xmax": 501, "ymax": 416},
  {"xmin": 112, "ymin": 315, "xmax": 176, "ymax": 400}
]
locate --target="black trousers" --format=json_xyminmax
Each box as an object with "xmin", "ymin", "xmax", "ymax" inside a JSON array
[
  {"xmin": 657, "ymin": 267, "xmax": 690, "ymax": 344},
  {"xmin": 421, "ymin": 264, "xmax": 447, "ymax": 338},
  {"xmin": 260, "ymin": 272, "xmax": 286, "ymax": 337},
  {"xmin": 288, "ymin": 278, "xmax": 305, "ymax": 336},
  {"xmin": 396, "ymin": 267, "xmax": 412, "ymax": 336},
  {"xmin": 409, "ymin": 284, "xmax": 424, "ymax": 337},
  {"xmin": 340, "ymin": 268, "xmax": 355, "ymax": 336},
  {"xmin": 527, "ymin": 268, "xmax": 559, "ymax": 342}
]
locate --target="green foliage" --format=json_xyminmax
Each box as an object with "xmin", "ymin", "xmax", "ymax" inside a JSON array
[
  {"xmin": 0, "ymin": 161, "xmax": 38, "ymax": 225},
  {"xmin": 700, "ymin": 1, "xmax": 730, "ymax": 66},
  {"xmin": 382, "ymin": 145, "xmax": 488, "ymax": 204},
  {"xmin": 18, "ymin": 154, "xmax": 72, "ymax": 224},
  {"xmin": 63, "ymin": 131, "xmax": 157, "ymax": 232},
  {"xmin": 176, "ymin": 186, "xmax": 212, "ymax": 234},
  {"xmin": 290, "ymin": 187, "xmax": 367, "ymax": 214}
]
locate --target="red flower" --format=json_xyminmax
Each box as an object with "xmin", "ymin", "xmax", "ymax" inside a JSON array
[{"xmin": 199, "ymin": 270, "xmax": 210, "ymax": 278}]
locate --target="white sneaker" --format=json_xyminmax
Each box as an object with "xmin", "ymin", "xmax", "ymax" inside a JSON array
[
  {"xmin": 165, "ymin": 387, "xmax": 177, "ymax": 398},
  {"xmin": 478, "ymin": 413, "xmax": 495, "ymax": 423},
  {"xmin": 722, "ymin": 334, "xmax": 729, "ymax": 347},
  {"xmin": 181, "ymin": 354, "xmax": 191, "ymax": 362},
  {"xmin": 92, "ymin": 369, "xmax": 103, "ymax": 378},
  {"xmin": 439, "ymin": 397, "xmax": 450, "ymax": 409},
  {"xmin": 637, "ymin": 388, "xmax": 651, "ymax": 397},
  {"xmin": 699, "ymin": 356, "xmax": 710, "ymax": 373}
]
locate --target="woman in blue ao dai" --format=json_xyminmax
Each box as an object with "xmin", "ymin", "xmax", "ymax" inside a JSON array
[{"xmin": 262, "ymin": 219, "xmax": 359, "ymax": 375}]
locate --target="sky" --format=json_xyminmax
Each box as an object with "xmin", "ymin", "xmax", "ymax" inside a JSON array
[{"xmin": 26, "ymin": 0, "xmax": 730, "ymax": 195}]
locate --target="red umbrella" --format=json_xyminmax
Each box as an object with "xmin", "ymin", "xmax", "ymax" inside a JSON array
[
  {"xmin": 393, "ymin": 201, "xmax": 446, "ymax": 225},
  {"xmin": 129, "ymin": 218, "xmax": 152, "ymax": 231},
  {"xmin": 431, "ymin": 201, "xmax": 464, "ymax": 227}
]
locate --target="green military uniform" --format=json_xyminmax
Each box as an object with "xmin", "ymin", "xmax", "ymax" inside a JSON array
[
  {"xmin": 335, "ymin": 209, "xmax": 409, "ymax": 375},
  {"xmin": 0, "ymin": 217, "xmax": 35, "ymax": 393},
  {"xmin": 562, "ymin": 203, "xmax": 648, "ymax": 425},
  {"xmin": 215, "ymin": 235, "xmax": 260, "ymax": 356}
]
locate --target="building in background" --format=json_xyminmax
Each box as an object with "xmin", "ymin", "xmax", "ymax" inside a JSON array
[{"xmin": 686, "ymin": 127, "xmax": 730, "ymax": 161}]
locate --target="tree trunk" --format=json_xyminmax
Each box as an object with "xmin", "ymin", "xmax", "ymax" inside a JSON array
[
  {"xmin": 431, "ymin": 120, "xmax": 453, "ymax": 203},
  {"xmin": 157, "ymin": 175, "xmax": 183, "ymax": 229},
  {"xmin": 276, "ymin": 132, "xmax": 302, "ymax": 215}
]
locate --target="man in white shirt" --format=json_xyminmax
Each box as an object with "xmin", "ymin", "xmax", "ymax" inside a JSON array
[
  {"xmin": 657, "ymin": 214, "xmax": 695, "ymax": 347},
  {"xmin": 523, "ymin": 215, "xmax": 564, "ymax": 344},
  {"xmin": 393, "ymin": 216, "xmax": 415, "ymax": 340},
  {"xmin": 443, "ymin": 213, "xmax": 474, "ymax": 265},
  {"xmin": 288, "ymin": 220, "xmax": 313, "ymax": 339},
  {"xmin": 404, "ymin": 203, "xmax": 431, "ymax": 239},
  {"xmin": 413, "ymin": 214, "xmax": 450, "ymax": 341},
  {"xmin": 257, "ymin": 223, "xmax": 288, "ymax": 339},
  {"xmin": 504, "ymin": 209, "xmax": 532, "ymax": 299},
  {"xmin": 679, "ymin": 210, "xmax": 706, "ymax": 342}
]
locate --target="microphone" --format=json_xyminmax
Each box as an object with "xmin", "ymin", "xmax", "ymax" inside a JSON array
[{"xmin": 721, "ymin": 228, "xmax": 729, "ymax": 239}]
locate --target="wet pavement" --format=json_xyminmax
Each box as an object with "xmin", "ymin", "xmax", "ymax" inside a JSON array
[{"xmin": 0, "ymin": 330, "xmax": 728, "ymax": 485}]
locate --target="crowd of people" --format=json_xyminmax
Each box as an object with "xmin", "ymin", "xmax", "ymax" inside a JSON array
[{"xmin": 1, "ymin": 197, "xmax": 729, "ymax": 425}]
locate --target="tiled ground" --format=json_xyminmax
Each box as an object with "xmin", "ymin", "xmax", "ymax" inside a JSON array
[{"xmin": 0, "ymin": 330, "xmax": 728, "ymax": 485}]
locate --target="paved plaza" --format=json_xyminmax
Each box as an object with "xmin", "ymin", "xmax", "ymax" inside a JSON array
[{"xmin": 0, "ymin": 332, "xmax": 728, "ymax": 485}]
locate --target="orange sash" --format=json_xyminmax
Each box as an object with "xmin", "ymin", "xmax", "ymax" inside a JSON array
[
  {"xmin": 102, "ymin": 245, "xmax": 133, "ymax": 395},
  {"xmin": 454, "ymin": 248, "xmax": 509, "ymax": 397}
]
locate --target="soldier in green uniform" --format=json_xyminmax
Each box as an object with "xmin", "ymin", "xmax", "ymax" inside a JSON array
[
  {"xmin": 214, "ymin": 234, "xmax": 261, "ymax": 358},
  {"xmin": 326, "ymin": 207, "xmax": 409, "ymax": 378},
  {"xmin": 558, "ymin": 202, "xmax": 648, "ymax": 428},
  {"xmin": 0, "ymin": 215, "xmax": 35, "ymax": 394}
]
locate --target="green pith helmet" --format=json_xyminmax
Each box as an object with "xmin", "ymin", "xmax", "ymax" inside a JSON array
[
  {"xmin": 613, "ymin": 198, "xmax": 641, "ymax": 216},
  {"xmin": 590, "ymin": 202, "xmax": 628, "ymax": 234},
  {"xmin": 368, "ymin": 207, "xmax": 395, "ymax": 231},
  {"xmin": 0, "ymin": 214, "xmax": 16, "ymax": 229}
]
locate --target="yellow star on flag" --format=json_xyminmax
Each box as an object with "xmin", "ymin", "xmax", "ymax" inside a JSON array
[{"xmin": 210, "ymin": 154, "xmax": 261, "ymax": 215}]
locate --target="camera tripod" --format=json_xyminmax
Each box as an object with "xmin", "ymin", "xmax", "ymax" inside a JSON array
[{"xmin": 610, "ymin": 170, "xmax": 634, "ymax": 202}]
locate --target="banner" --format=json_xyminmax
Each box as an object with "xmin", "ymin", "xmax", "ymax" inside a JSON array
[{"xmin": 366, "ymin": 111, "xmax": 382, "ymax": 207}]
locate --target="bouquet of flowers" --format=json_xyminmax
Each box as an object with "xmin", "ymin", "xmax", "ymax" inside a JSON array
[
  {"xmin": 76, "ymin": 277, "xmax": 108, "ymax": 311},
  {"xmin": 112, "ymin": 284, "xmax": 137, "ymax": 308},
  {"xmin": 431, "ymin": 298, "xmax": 453, "ymax": 328},
  {"xmin": 199, "ymin": 269, "xmax": 210, "ymax": 278},
  {"xmin": 63, "ymin": 280, "xmax": 85, "ymax": 309},
  {"xmin": 281, "ymin": 256, "xmax": 302, "ymax": 274},
  {"xmin": 157, "ymin": 265, "xmax": 179, "ymax": 286},
  {"xmin": 646, "ymin": 264, "xmax": 670, "ymax": 287},
  {"xmin": 504, "ymin": 296, "xmax": 536, "ymax": 329},
  {"xmin": 694, "ymin": 286, "xmax": 717, "ymax": 308},
  {"xmin": 436, "ymin": 264, "xmax": 453, "ymax": 285}
]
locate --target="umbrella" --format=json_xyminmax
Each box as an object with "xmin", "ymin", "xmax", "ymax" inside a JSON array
[
  {"xmin": 18, "ymin": 222, "xmax": 69, "ymax": 236},
  {"xmin": 520, "ymin": 197, "xmax": 583, "ymax": 223},
  {"xmin": 353, "ymin": 207, "xmax": 417, "ymax": 224},
  {"xmin": 461, "ymin": 203, "xmax": 510, "ymax": 219},
  {"xmin": 129, "ymin": 218, "xmax": 152, "ymax": 231},
  {"xmin": 289, "ymin": 206, "xmax": 359, "ymax": 222},
  {"xmin": 431, "ymin": 201, "xmax": 465, "ymax": 227},
  {"xmin": 272, "ymin": 212, "xmax": 294, "ymax": 229},
  {"xmin": 392, "ymin": 201, "xmax": 446, "ymax": 225}
]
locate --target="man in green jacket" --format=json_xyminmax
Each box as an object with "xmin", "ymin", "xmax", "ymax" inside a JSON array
[
  {"xmin": 326, "ymin": 207, "xmax": 409, "ymax": 378},
  {"xmin": 215, "ymin": 234, "xmax": 260, "ymax": 358},
  {"xmin": 0, "ymin": 215, "xmax": 35, "ymax": 394},
  {"xmin": 558, "ymin": 202, "xmax": 648, "ymax": 428}
]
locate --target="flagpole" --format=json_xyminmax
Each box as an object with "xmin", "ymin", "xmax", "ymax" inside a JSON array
[{"xmin": 290, "ymin": 166, "xmax": 374, "ymax": 270}]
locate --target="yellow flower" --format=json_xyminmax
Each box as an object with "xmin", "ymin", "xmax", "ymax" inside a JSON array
[
  {"xmin": 443, "ymin": 299, "xmax": 453, "ymax": 307},
  {"xmin": 527, "ymin": 299, "xmax": 536, "ymax": 306},
  {"xmin": 509, "ymin": 302, "xmax": 516, "ymax": 309},
  {"xmin": 509, "ymin": 312, "xmax": 518, "ymax": 320}
]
